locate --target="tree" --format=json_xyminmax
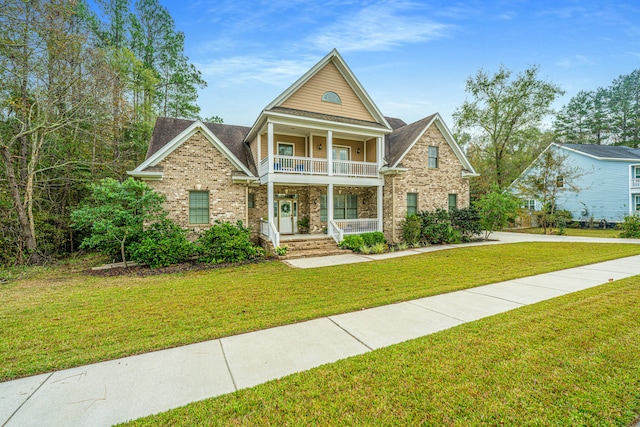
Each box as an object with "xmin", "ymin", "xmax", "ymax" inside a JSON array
[
  {"xmin": 512, "ymin": 144, "xmax": 585, "ymax": 234},
  {"xmin": 454, "ymin": 65, "xmax": 564, "ymax": 190},
  {"xmin": 0, "ymin": 0, "xmax": 114, "ymax": 264},
  {"xmin": 71, "ymin": 177, "xmax": 167, "ymax": 266},
  {"xmin": 473, "ymin": 187, "xmax": 519, "ymax": 240},
  {"xmin": 554, "ymin": 69, "xmax": 640, "ymax": 147}
]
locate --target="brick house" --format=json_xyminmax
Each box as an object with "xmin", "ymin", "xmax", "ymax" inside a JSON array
[{"xmin": 128, "ymin": 49, "xmax": 477, "ymax": 249}]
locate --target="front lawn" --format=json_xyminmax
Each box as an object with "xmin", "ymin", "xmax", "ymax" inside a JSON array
[
  {"xmin": 511, "ymin": 227, "xmax": 621, "ymax": 238},
  {"xmin": 122, "ymin": 276, "xmax": 640, "ymax": 427},
  {"xmin": 2, "ymin": 242, "xmax": 640, "ymax": 382}
]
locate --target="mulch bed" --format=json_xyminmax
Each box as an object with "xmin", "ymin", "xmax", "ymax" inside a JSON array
[{"xmin": 86, "ymin": 258, "xmax": 275, "ymax": 277}]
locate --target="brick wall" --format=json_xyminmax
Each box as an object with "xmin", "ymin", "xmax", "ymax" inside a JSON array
[
  {"xmin": 383, "ymin": 124, "xmax": 470, "ymax": 242},
  {"xmin": 146, "ymin": 131, "xmax": 248, "ymax": 236}
]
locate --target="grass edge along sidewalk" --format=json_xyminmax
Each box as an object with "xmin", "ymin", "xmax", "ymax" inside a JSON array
[
  {"xmin": 2, "ymin": 243, "xmax": 640, "ymax": 382},
  {"xmin": 121, "ymin": 276, "xmax": 640, "ymax": 427}
]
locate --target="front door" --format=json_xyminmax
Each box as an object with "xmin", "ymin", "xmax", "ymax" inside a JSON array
[
  {"xmin": 278, "ymin": 200, "xmax": 294, "ymax": 234},
  {"xmin": 332, "ymin": 146, "xmax": 350, "ymax": 174}
]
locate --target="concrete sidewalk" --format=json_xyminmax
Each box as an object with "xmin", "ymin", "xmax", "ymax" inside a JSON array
[{"xmin": 3, "ymin": 233, "xmax": 640, "ymax": 426}]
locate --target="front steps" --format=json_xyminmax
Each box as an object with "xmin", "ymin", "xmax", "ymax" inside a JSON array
[{"xmin": 262, "ymin": 235, "xmax": 347, "ymax": 259}]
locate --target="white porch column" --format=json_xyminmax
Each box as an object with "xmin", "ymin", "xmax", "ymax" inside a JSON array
[
  {"xmin": 268, "ymin": 180, "xmax": 274, "ymax": 226},
  {"xmin": 376, "ymin": 136, "xmax": 383, "ymax": 169},
  {"xmin": 327, "ymin": 183, "xmax": 334, "ymax": 224},
  {"xmin": 327, "ymin": 130, "xmax": 333, "ymax": 176},
  {"xmin": 257, "ymin": 133, "xmax": 262, "ymax": 174},
  {"xmin": 377, "ymin": 184, "xmax": 383, "ymax": 233},
  {"xmin": 267, "ymin": 122, "xmax": 274, "ymax": 174}
]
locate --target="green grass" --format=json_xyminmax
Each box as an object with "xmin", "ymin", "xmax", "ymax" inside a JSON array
[
  {"xmin": 511, "ymin": 227, "xmax": 622, "ymax": 238},
  {"xmin": 121, "ymin": 276, "xmax": 640, "ymax": 427},
  {"xmin": 2, "ymin": 243, "xmax": 640, "ymax": 382}
]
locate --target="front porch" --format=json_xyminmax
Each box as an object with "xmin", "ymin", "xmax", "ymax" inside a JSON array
[{"xmin": 255, "ymin": 183, "xmax": 383, "ymax": 248}]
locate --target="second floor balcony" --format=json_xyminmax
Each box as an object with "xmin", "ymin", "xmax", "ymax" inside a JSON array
[{"xmin": 259, "ymin": 154, "xmax": 379, "ymax": 178}]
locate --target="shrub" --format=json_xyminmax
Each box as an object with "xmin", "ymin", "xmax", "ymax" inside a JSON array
[
  {"xmin": 71, "ymin": 178, "xmax": 167, "ymax": 265},
  {"xmin": 449, "ymin": 207, "xmax": 482, "ymax": 242},
  {"xmin": 196, "ymin": 221, "xmax": 264, "ymax": 264},
  {"xmin": 474, "ymin": 188, "xmax": 519, "ymax": 240},
  {"xmin": 360, "ymin": 232, "xmax": 386, "ymax": 246},
  {"xmin": 367, "ymin": 242, "xmax": 387, "ymax": 254},
  {"xmin": 401, "ymin": 214, "xmax": 422, "ymax": 246},
  {"xmin": 419, "ymin": 208, "xmax": 456, "ymax": 244},
  {"xmin": 275, "ymin": 245, "xmax": 289, "ymax": 256},
  {"xmin": 339, "ymin": 235, "xmax": 364, "ymax": 252},
  {"xmin": 129, "ymin": 220, "xmax": 193, "ymax": 268},
  {"xmin": 619, "ymin": 215, "xmax": 640, "ymax": 238}
]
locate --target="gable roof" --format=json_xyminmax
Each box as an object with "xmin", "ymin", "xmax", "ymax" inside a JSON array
[
  {"xmin": 129, "ymin": 117, "xmax": 255, "ymax": 178},
  {"xmin": 247, "ymin": 49, "xmax": 391, "ymax": 141},
  {"xmin": 385, "ymin": 113, "xmax": 477, "ymax": 176},
  {"xmin": 561, "ymin": 143, "xmax": 640, "ymax": 161},
  {"xmin": 509, "ymin": 142, "xmax": 640, "ymax": 192}
]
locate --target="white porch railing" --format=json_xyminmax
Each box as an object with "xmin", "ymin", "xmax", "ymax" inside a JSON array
[
  {"xmin": 332, "ymin": 160, "xmax": 378, "ymax": 177},
  {"xmin": 632, "ymin": 178, "xmax": 640, "ymax": 188},
  {"xmin": 258, "ymin": 155, "xmax": 377, "ymax": 178},
  {"xmin": 334, "ymin": 219, "xmax": 380, "ymax": 235},
  {"xmin": 329, "ymin": 218, "xmax": 380, "ymax": 243},
  {"xmin": 328, "ymin": 220, "xmax": 343, "ymax": 243},
  {"xmin": 260, "ymin": 218, "xmax": 280, "ymax": 248}
]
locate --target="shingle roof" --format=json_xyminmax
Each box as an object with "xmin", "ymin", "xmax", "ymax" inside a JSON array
[
  {"xmin": 145, "ymin": 117, "xmax": 255, "ymax": 175},
  {"xmin": 385, "ymin": 114, "xmax": 437, "ymax": 166},
  {"xmin": 268, "ymin": 106, "xmax": 389, "ymax": 129},
  {"xmin": 562, "ymin": 143, "xmax": 640, "ymax": 160},
  {"xmin": 385, "ymin": 116, "xmax": 407, "ymax": 130}
]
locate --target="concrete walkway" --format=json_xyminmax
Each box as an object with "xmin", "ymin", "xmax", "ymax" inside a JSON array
[{"xmin": 2, "ymin": 232, "xmax": 640, "ymax": 426}]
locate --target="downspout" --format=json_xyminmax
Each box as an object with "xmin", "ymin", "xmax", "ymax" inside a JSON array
[
  {"xmin": 245, "ymin": 185, "xmax": 249, "ymax": 226},
  {"xmin": 392, "ymin": 176, "xmax": 396, "ymax": 243}
]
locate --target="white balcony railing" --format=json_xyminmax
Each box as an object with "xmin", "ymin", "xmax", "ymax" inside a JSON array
[
  {"xmin": 332, "ymin": 160, "xmax": 378, "ymax": 177},
  {"xmin": 632, "ymin": 178, "xmax": 640, "ymax": 188},
  {"xmin": 259, "ymin": 155, "xmax": 377, "ymax": 178}
]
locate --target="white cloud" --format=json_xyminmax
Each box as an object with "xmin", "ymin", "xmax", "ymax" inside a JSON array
[
  {"xmin": 195, "ymin": 55, "xmax": 315, "ymax": 87},
  {"xmin": 305, "ymin": 1, "xmax": 452, "ymax": 52},
  {"xmin": 556, "ymin": 55, "xmax": 595, "ymax": 68}
]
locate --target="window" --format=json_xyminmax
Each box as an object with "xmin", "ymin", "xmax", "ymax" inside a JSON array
[
  {"xmin": 278, "ymin": 143, "xmax": 294, "ymax": 156},
  {"xmin": 556, "ymin": 175, "xmax": 564, "ymax": 188},
  {"xmin": 635, "ymin": 167, "xmax": 640, "ymax": 180},
  {"xmin": 428, "ymin": 146, "xmax": 438, "ymax": 168},
  {"xmin": 635, "ymin": 195, "xmax": 640, "ymax": 212},
  {"xmin": 522, "ymin": 199, "xmax": 536, "ymax": 210},
  {"xmin": 321, "ymin": 91, "xmax": 341, "ymax": 104},
  {"xmin": 277, "ymin": 143, "xmax": 294, "ymax": 169},
  {"xmin": 248, "ymin": 193, "xmax": 255, "ymax": 208},
  {"xmin": 189, "ymin": 191, "xmax": 209, "ymax": 224},
  {"xmin": 320, "ymin": 194, "xmax": 357, "ymax": 221},
  {"xmin": 320, "ymin": 195, "xmax": 327, "ymax": 222},
  {"xmin": 448, "ymin": 194, "xmax": 458, "ymax": 211},
  {"xmin": 407, "ymin": 193, "xmax": 418, "ymax": 215}
]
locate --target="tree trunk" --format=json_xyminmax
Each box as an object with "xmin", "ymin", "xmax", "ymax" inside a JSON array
[{"xmin": 1, "ymin": 146, "xmax": 40, "ymax": 264}]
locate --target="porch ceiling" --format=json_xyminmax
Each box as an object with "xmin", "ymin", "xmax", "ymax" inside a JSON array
[{"xmin": 271, "ymin": 122, "xmax": 372, "ymax": 141}]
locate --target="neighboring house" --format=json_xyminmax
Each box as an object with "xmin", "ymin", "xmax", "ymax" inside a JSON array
[
  {"xmin": 128, "ymin": 49, "xmax": 477, "ymax": 248},
  {"xmin": 510, "ymin": 143, "xmax": 640, "ymax": 224}
]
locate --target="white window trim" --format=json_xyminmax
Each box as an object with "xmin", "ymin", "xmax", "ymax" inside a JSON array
[
  {"xmin": 277, "ymin": 142, "xmax": 295, "ymax": 156},
  {"xmin": 332, "ymin": 144, "xmax": 351, "ymax": 160}
]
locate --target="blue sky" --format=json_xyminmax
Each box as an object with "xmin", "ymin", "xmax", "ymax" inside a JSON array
[{"xmin": 161, "ymin": 0, "xmax": 640, "ymax": 128}]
